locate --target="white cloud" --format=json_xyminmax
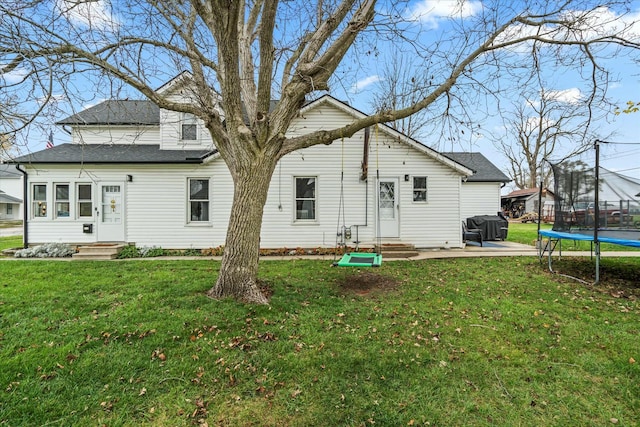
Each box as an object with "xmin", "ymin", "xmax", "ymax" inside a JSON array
[
  {"xmin": 56, "ymin": 0, "xmax": 119, "ymax": 31},
  {"xmin": 406, "ymin": 0, "xmax": 482, "ymax": 29},
  {"xmin": 350, "ymin": 75, "xmax": 382, "ymax": 93},
  {"xmin": 1, "ymin": 68, "xmax": 28, "ymax": 85},
  {"xmin": 493, "ymin": 6, "xmax": 640, "ymax": 52},
  {"xmin": 543, "ymin": 88, "xmax": 583, "ymax": 104}
]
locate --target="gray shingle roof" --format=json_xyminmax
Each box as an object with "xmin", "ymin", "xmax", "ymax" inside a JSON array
[
  {"xmin": 0, "ymin": 164, "xmax": 22, "ymax": 178},
  {"xmin": 57, "ymin": 100, "xmax": 160, "ymax": 125},
  {"xmin": 0, "ymin": 190, "xmax": 22, "ymax": 204},
  {"xmin": 442, "ymin": 152, "xmax": 510, "ymax": 183},
  {"xmin": 10, "ymin": 144, "xmax": 215, "ymax": 164}
]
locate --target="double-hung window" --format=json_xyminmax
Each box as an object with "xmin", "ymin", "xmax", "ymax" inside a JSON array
[
  {"xmin": 55, "ymin": 184, "xmax": 70, "ymax": 218},
  {"xmin": 295, "ymin": 177, "xmax": 316, "ymax": 221},
  {"xmin": 413, "ymin": 176, "xmax": 427, "ymax": 202},
  {"xmin": 188, "ymin": 178, "xmax": 210, "ymax": 222},
  {"xmin": 181, "ymin": 113, "xmax": 198, "ymax": 141},
  {"xmin": 77, "ymin": 184, "xmax": 93, "ymax": 218},
  {"xmin": 32, "ymin": 184, "xmax": 47, "ymax": 218}
]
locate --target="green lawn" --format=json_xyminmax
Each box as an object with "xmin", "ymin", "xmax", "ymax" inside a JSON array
[
  {"xmin": 1, "ymin": 258, "xmax": 638, "ymax": 426},
  {"xmin": 0, "ymin": 236, "xmax": 22, "ymax": 252}
]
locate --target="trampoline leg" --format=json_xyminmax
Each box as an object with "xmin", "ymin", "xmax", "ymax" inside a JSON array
[{"xmin": 594, "ymin": 242, "xmax": 600, "ymax": 285}]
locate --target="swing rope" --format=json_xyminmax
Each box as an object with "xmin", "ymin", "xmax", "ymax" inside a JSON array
[
  {"xmin": 375, "ymin": 124, "xmax": 382, "ymax": 256},
  {"xmin": 333, "ymin": 136, "xmax": 347, "ymax": 264},
  {"xmin": 332, "ymin": 127, "xmax": 383, "ymax": 267}
]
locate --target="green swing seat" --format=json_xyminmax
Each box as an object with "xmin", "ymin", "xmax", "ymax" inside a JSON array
[{"xmin": 335, "ymin": 252, "xmax": 382, "ymax": 267}]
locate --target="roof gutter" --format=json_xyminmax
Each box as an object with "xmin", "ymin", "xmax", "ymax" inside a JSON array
[{"xmin": 15, "ymin": 164, "xmax": 28, "ymax": 248}]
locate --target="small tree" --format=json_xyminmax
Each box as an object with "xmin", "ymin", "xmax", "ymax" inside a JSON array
[{"xmin": 615, "ymin": 101, "xmax": 640, "ymax": 114}]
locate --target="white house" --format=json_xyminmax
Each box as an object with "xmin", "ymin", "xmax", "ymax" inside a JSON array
[
  {"xmin": 11, "ymin": 78, "xmax": 508, "ymax": 250},
  {"xmin": 0, "ymin": 164, "xmax": 23, "ymax": 221}
]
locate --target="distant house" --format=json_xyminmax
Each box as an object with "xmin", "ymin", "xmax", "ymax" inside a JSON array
[
  {"xmin": 10, "ymin": 75, "xmax": 508, "ymax": 249},
  {"xmin": 0, "ymin": 164, "xmax": 23, "ymax": 221},
  {"xmin": 501, "ymin": 187, "xmax": 555, "ymax": 219}
]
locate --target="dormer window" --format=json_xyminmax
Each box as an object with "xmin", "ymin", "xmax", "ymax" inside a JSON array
[{"xmin": 181, "ymin": 113, "xmax": 198, "ymax": 141}]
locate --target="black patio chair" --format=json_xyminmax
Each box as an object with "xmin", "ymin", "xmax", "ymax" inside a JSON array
[{"xmin": 462, "ymin": 221, "xmax": 483, "ymax": 247}]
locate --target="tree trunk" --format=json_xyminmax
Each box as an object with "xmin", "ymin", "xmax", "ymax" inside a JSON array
[{"xmin": 207, "ymin": 157, "xmax": 277, "ymax": 304}]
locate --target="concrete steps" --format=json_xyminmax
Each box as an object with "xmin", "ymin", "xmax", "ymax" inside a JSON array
[
  {"xmin": 377, "ymin": 243, "xmax": 420, "ymax": 259},
  {"xmin": 72, "ymin": 243, "xmax": 126, "ymax": 260}
]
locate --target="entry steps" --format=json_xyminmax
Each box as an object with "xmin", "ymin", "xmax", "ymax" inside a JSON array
[
  {"xmin": 375, "ymin": 243, "xmax": 419, "ymax": 259},
  {"xmin": 72, "ymin": 243, "xmax": 126, "ymax": 260}
]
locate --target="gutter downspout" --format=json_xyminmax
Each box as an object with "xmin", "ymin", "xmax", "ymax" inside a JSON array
[{"xmin": 15, "ymin": 164, "xmax": 28, "ymax": 248}]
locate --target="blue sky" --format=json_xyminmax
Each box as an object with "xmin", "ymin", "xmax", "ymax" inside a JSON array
[
  {"xmin": 3, "ymin": 0, "xmax": 640, "ymax": 183},
  {"xmin": 331, "ymin": 0, "xmax": 640, "ymax": 182}
]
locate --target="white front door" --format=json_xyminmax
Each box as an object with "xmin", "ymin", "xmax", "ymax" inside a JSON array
[
  {"xmin": 97, "ymin": 183, "xmax": 125, "ymax": 242},
  {"xmin": 378, "ymin": 178, "xmax": 399, "ymax": 238}
]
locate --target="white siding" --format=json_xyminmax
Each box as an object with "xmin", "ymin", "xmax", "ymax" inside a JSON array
[
  {"xmin": 159, "ymin": 109, "xmax": 214, "ymax": 151},
  {"xmin": 0, "ymin": 173, "xmax": 23, "ymax": 220},
  {"xmin": 24, "ymin": 101, "xmax": 469, "ymax": 249},
  {"xmin": 460, "ymin": 182, "xmax": 502, "ymax": 220},
  {"xmin": 71, "ymin": 126, "xmax": 160, "ymax": 145}
]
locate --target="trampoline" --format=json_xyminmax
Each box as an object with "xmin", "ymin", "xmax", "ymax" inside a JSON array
[
  {"xmin": 334, "ymin": 252, "xmax": 382, "ymax": 267},
  {"xmin": 539, "ymin": 229, "xmax": 640, "ymax": 248},
  {"xmin": 539, "ymin": 229, "xmax": 640, "ymax": 284},
  {"xmin": 538, "ymin": 144, "xmax": 640, "ymax": 283}
]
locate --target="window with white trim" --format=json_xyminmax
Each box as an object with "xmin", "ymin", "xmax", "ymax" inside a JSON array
[
  {"xmin": 413, "ymin": 176, "xmax": 427, "ymax": 202},
  {"xmin": 181, "ymin": 113, "xmax": 198, "ymax": 141},
  {"xmin": 295, "ymin": 177, "xmax": 316, "ymax": 220},
  {"xmin": 6, "ymin": 204, "xmax": 12, "ymax": 215},
  {"xmin": 32, "ymin": 184, "xmax": 47, "ymax": 218},
  {"xmin": 77, "ymin": 184, "xmax": 93, "ymax": 218},
  {"xmin": 188, "ymin": 178, "xmax": 210, "ymax": 222},
  {"xmin": 55, "ymin": 184, "xmax": 70, "ymax": 218}
]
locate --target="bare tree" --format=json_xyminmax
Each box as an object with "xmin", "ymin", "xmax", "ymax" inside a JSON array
[
  {"xmin": 1, "ymin": 1, "xmax": 639, "ymax": 303},
  {"xmin": 370, "ymin": 54, "xmax": 431, "ymax": 140},
  {"xmin": 498, "ymin": 89, "xmax": 601, "ymax": 190}
]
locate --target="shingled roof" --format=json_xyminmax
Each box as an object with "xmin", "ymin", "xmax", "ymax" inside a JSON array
[
  {"xmin": 0, "ymin": 164, "xmax": 22, "ymax": 178},
  {"xmin": 57, "ymin": 100, "xmax": 160, "ymax": 125},
  {"xmin": 10, "ymin": 144, "xmax": 215, "ymax": 164},
  {"xmin": 442, "ymin": 152, "xmax": 510, "ymax": 183},
  {"xmin": 0, "ymin": 190, "xmax": 22, "ymax": 204}
]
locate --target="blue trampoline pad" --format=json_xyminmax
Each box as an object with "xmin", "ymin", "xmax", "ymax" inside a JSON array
[{"xmin": 540, "ymin": 229, "xmax": 640, "ymax": 248}]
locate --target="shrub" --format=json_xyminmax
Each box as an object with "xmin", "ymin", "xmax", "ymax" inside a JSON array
[
  {"xmin": 202, "ymin": 245, "xmax": 224, "ymax": 256},
  {"xmin": 182, "ymin": 248, "xmax": 203, "ymax": 256},
  {"xmin": 117, "ymin": 245, "xmax": 141, "ymax": 259},
  {"xmin": 138, "ymin": 246, "xmax": 164, "ymax": 257}
]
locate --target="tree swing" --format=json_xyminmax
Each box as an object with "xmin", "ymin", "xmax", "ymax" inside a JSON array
[{"xmin": 332, "ymin": 126, "xmax": 383, "ymax": 268}]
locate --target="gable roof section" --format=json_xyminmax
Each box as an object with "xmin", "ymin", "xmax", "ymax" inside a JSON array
[
  {"xmin": 0, "ymin": 190, "xmax": 22, "ymax": 204},
  {"xmin": 502, "ymin": 187, "xmax": 555, "ymax": 199},
  {"xmin": 57, "ymin": 100, "xmax": 160, "ymax": 125},
  {"xmin": 155, "ymin": 71, "xmax": 194, "ymax": 94},
  {"xmin": 442, "ymin": 152, "xmax": 510, "ymax": 183},
  {"xmin": 0, "ymin": 164, "xmax": 22, "ymax": 178},
  {"xmin": 300, "ymin": 95, "xmax": 473, "ymax": 177},
  {"xmin": 10, "ymin": 144, "xmax": 215, "ymax": 164}
]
